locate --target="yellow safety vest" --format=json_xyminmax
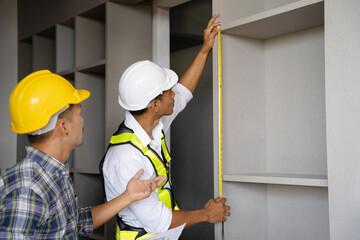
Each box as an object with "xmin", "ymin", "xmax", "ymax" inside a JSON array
[{"xmin": 105, "ymin": 122, "xmax": 179, "ymax": 240}]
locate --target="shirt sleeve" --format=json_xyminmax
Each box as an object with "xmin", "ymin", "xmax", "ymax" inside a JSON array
[
  {"xmin": 162, "ymin": 83, "xmax": 193, "ymax": 133},
  {"xmin": 0, "ymin": 188, "xmax": 47, "ymax": 238},
  {"xmin": 77, "ymin": 206, "xmax": 93, "ymax": 237}
]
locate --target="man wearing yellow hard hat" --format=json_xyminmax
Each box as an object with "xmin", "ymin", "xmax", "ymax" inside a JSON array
[{"xmin": 0, "ymin": 70, "xmax": 165, "ymax": 239}]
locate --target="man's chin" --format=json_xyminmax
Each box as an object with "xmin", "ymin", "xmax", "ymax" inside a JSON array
[
  {"xmin": 166, "ymin": 110, "xmax": 174, "ymax": 116},
  {"xmin": 77, "ymin": 138, "xmax": 84, "ymax": 147}
]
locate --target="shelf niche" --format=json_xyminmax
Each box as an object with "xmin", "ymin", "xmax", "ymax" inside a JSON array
[
  {"xmin": 74, "ymin": 71, "xmax": 105, "ymax": 171},
  {"xmin": 56, "ymin": 18, "xmax": 75, "ymax": 73},
  {"xmin": 32, "ymin": 27, "xmax": 55, "ymax": 72},
  {"xmin": 221, "ymin": 26, "xmax": 326, "ymax": 177},
  {"xmin": 75, "ymin": 4, "xmax": 105, "ymax": 68},
  {"xmin": 223, "ymin": 182, "xmax": 329, "ymax": 239}
]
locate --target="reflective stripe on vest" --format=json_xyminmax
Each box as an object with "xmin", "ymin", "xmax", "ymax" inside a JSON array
[
  {"xmin": 108, "ymin": 123, "xmax": 179, "ymax": 240},
  {"xmin": 115, "ymin": 224, "xmax": 156, "ymax": 240}
]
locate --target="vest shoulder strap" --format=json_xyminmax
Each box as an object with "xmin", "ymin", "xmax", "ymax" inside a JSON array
[{"xmin": 109, "ymin": 122, "xmax": 169, "ymax": 180}]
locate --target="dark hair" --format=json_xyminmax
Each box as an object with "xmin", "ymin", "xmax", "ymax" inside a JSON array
[
  {"xmin": 27, "ymin": 105, "xmax": 74, "ymax": 144},
  {"xmin": 58, "ymin": 104, "xmax": 74, "ymax": 120},
  {"xmin": 27, "ymin": 130, "xmax": 53, "ymax": 144},
  {"xmin": 129, "ymin": 94, "xmax": 163, "ymax": 116},
  {"xmin": 130, "ymin": 108, "xmax": 148, "ymax": 116}
]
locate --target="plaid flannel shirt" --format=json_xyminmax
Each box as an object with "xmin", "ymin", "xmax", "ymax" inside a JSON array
[{"xmin": 0, "ymin": 146, "xmax": 93, "ymax": 239}]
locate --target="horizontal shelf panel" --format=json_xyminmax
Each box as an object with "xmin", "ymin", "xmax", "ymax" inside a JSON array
[
  {"xmin": 77, "ymin": 59, "xmax": 106, "ymax": 74},
  {"xmin": 57, "ymin": 59, "xmax": 106, "ymax": 75},
  {"xmin": 57, "ymin": 68, "xmax": 75, "ymax": 77},
  {"xmin": 222, "ymin": 0, "xmax": 324, "ymax": 40},
  {"xmin": 223, "ymin": 173, "xmax": 328, "ymax": 187},
  {"xmin": 71, "ymin": 168, "xmax": 100, "ymax": 175}
]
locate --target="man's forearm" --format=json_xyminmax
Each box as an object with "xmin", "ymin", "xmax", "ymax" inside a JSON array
[
  {"xmin": 169, "ymin": 209, "xmax": 209, "ymax": 229},
  {"xmin": 178, "ymin": 50, "xmax": 210, "ymax": 94},
  {"xmin": 91, "ymin": 190, "xmax": 132, "ymax": 229},
  {"xmin": 169, "ymin": 197, "xmax": 229, "ymax": 230}
]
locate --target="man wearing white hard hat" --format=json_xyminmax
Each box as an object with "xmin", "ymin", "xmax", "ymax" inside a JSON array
[
  {"xmin": 101, "ymin": 14, "xmax": 230, "ymax": 240},
  {"xmin": 0, "ymin": 70, "xmax": 165, "ymax": 239}
]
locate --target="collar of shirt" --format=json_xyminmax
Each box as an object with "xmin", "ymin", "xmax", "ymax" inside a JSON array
[
  {"xmin": 25, "ymin": 146, "xmax": 70, "ymax": 177},
  {"xmin": 124, "ymin": 111, "xmax": 163, "ymax": 149}
]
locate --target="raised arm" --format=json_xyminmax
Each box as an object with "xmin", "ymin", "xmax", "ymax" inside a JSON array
[
  {"xmin": 178, "ymin": 13, "xmax": 222, "ymax": 93},
  {"xmin": 91, "ymin": 169, "xmax": 166, "ymax": 229}
]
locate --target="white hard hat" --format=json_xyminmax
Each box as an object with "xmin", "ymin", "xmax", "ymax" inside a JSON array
[{"xmin": 118, "ymin": 60, "xmax": 178, "ymax": 111}]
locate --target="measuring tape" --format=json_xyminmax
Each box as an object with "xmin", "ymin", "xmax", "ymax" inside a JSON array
[
  {"xmin": 218, "ymin": 30, "xmax": 223, "ymax": 197},
  {"xmin": 218, "ymin": 29, "xmax": 225, "ymax": 240}
]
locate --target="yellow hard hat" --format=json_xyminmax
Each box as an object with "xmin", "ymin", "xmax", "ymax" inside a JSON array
[{"xmin": 9, "ymin": 70, "xmax": 90, "ymax": 134}]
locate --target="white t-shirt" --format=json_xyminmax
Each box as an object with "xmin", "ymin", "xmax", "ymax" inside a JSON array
[{"xmin": 102, "ymin": 83, "xmax": 193, "ymax": 234}]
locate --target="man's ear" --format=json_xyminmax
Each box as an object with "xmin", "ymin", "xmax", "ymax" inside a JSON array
[
  {"xmin": 151, "ymin": 99, "xmax": 160, "ymax": 113},
  {"xmin": 56, "ymin": 118, "xmax": 69, "ymax": 135}
]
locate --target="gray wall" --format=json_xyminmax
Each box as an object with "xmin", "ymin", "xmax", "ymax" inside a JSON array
[{"xmin": 0, "ymin": 0, "xmax": 18, "ymax": 173}]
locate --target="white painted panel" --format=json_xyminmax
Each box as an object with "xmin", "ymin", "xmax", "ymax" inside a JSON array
[
  {"xmin": 221, "ymin": 35, "xmax": 266, "ymax": 174},
  {"xmin": 222, "ymin": 0, "xmax": 324, "ymax": 40},
  {"xmin": 224, "ymin": 173, "xmax": 328, "ymax": 187},
  {"xmin": 265, "ymin": 27, "xmax": 326, "ymax": 175},
  {"xmin": 214, "ymin": 0, "xmax": 300, "ymax": 23},
  {"xmin": 223, "ymin": 182, "xmax": 268, "ymax": 240},
  {"xmin": 326, "ymin": 0, "xmax": 360, "ymax": 239},
  {"xmin": 267, "ymin": 185, "xmax": 329, "ymax": 240}
]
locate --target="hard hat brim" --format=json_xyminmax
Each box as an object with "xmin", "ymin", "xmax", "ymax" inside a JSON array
[
  {"xmin": 76, "ymin": 89, "xmax": 91, "ymax": 103},
  {"xmin": 163, "ymin": 68, "xmax": 178, "ymax": 91}
]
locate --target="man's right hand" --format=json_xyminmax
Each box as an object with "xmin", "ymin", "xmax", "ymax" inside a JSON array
[
  {"xmin": 126, "ymin": 169, "xmax": 166, "ymax": 202},
  {"xmin": 204, "ymin": 197, "xmax": 231, "ymax": 223}
]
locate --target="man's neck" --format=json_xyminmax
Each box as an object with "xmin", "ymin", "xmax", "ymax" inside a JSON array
[
  {"xmin": 132, "ymin": 113, "xmax": 160, "ymax": 140},
  {"xmin": 31, "ymin": 140, "xmax": 71, "ymax": 164}
]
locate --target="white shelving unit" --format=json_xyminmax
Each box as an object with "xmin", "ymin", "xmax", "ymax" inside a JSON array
[{"xmin": 213, "ymin": 0, "xmax": 329, "ymax": 239}]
